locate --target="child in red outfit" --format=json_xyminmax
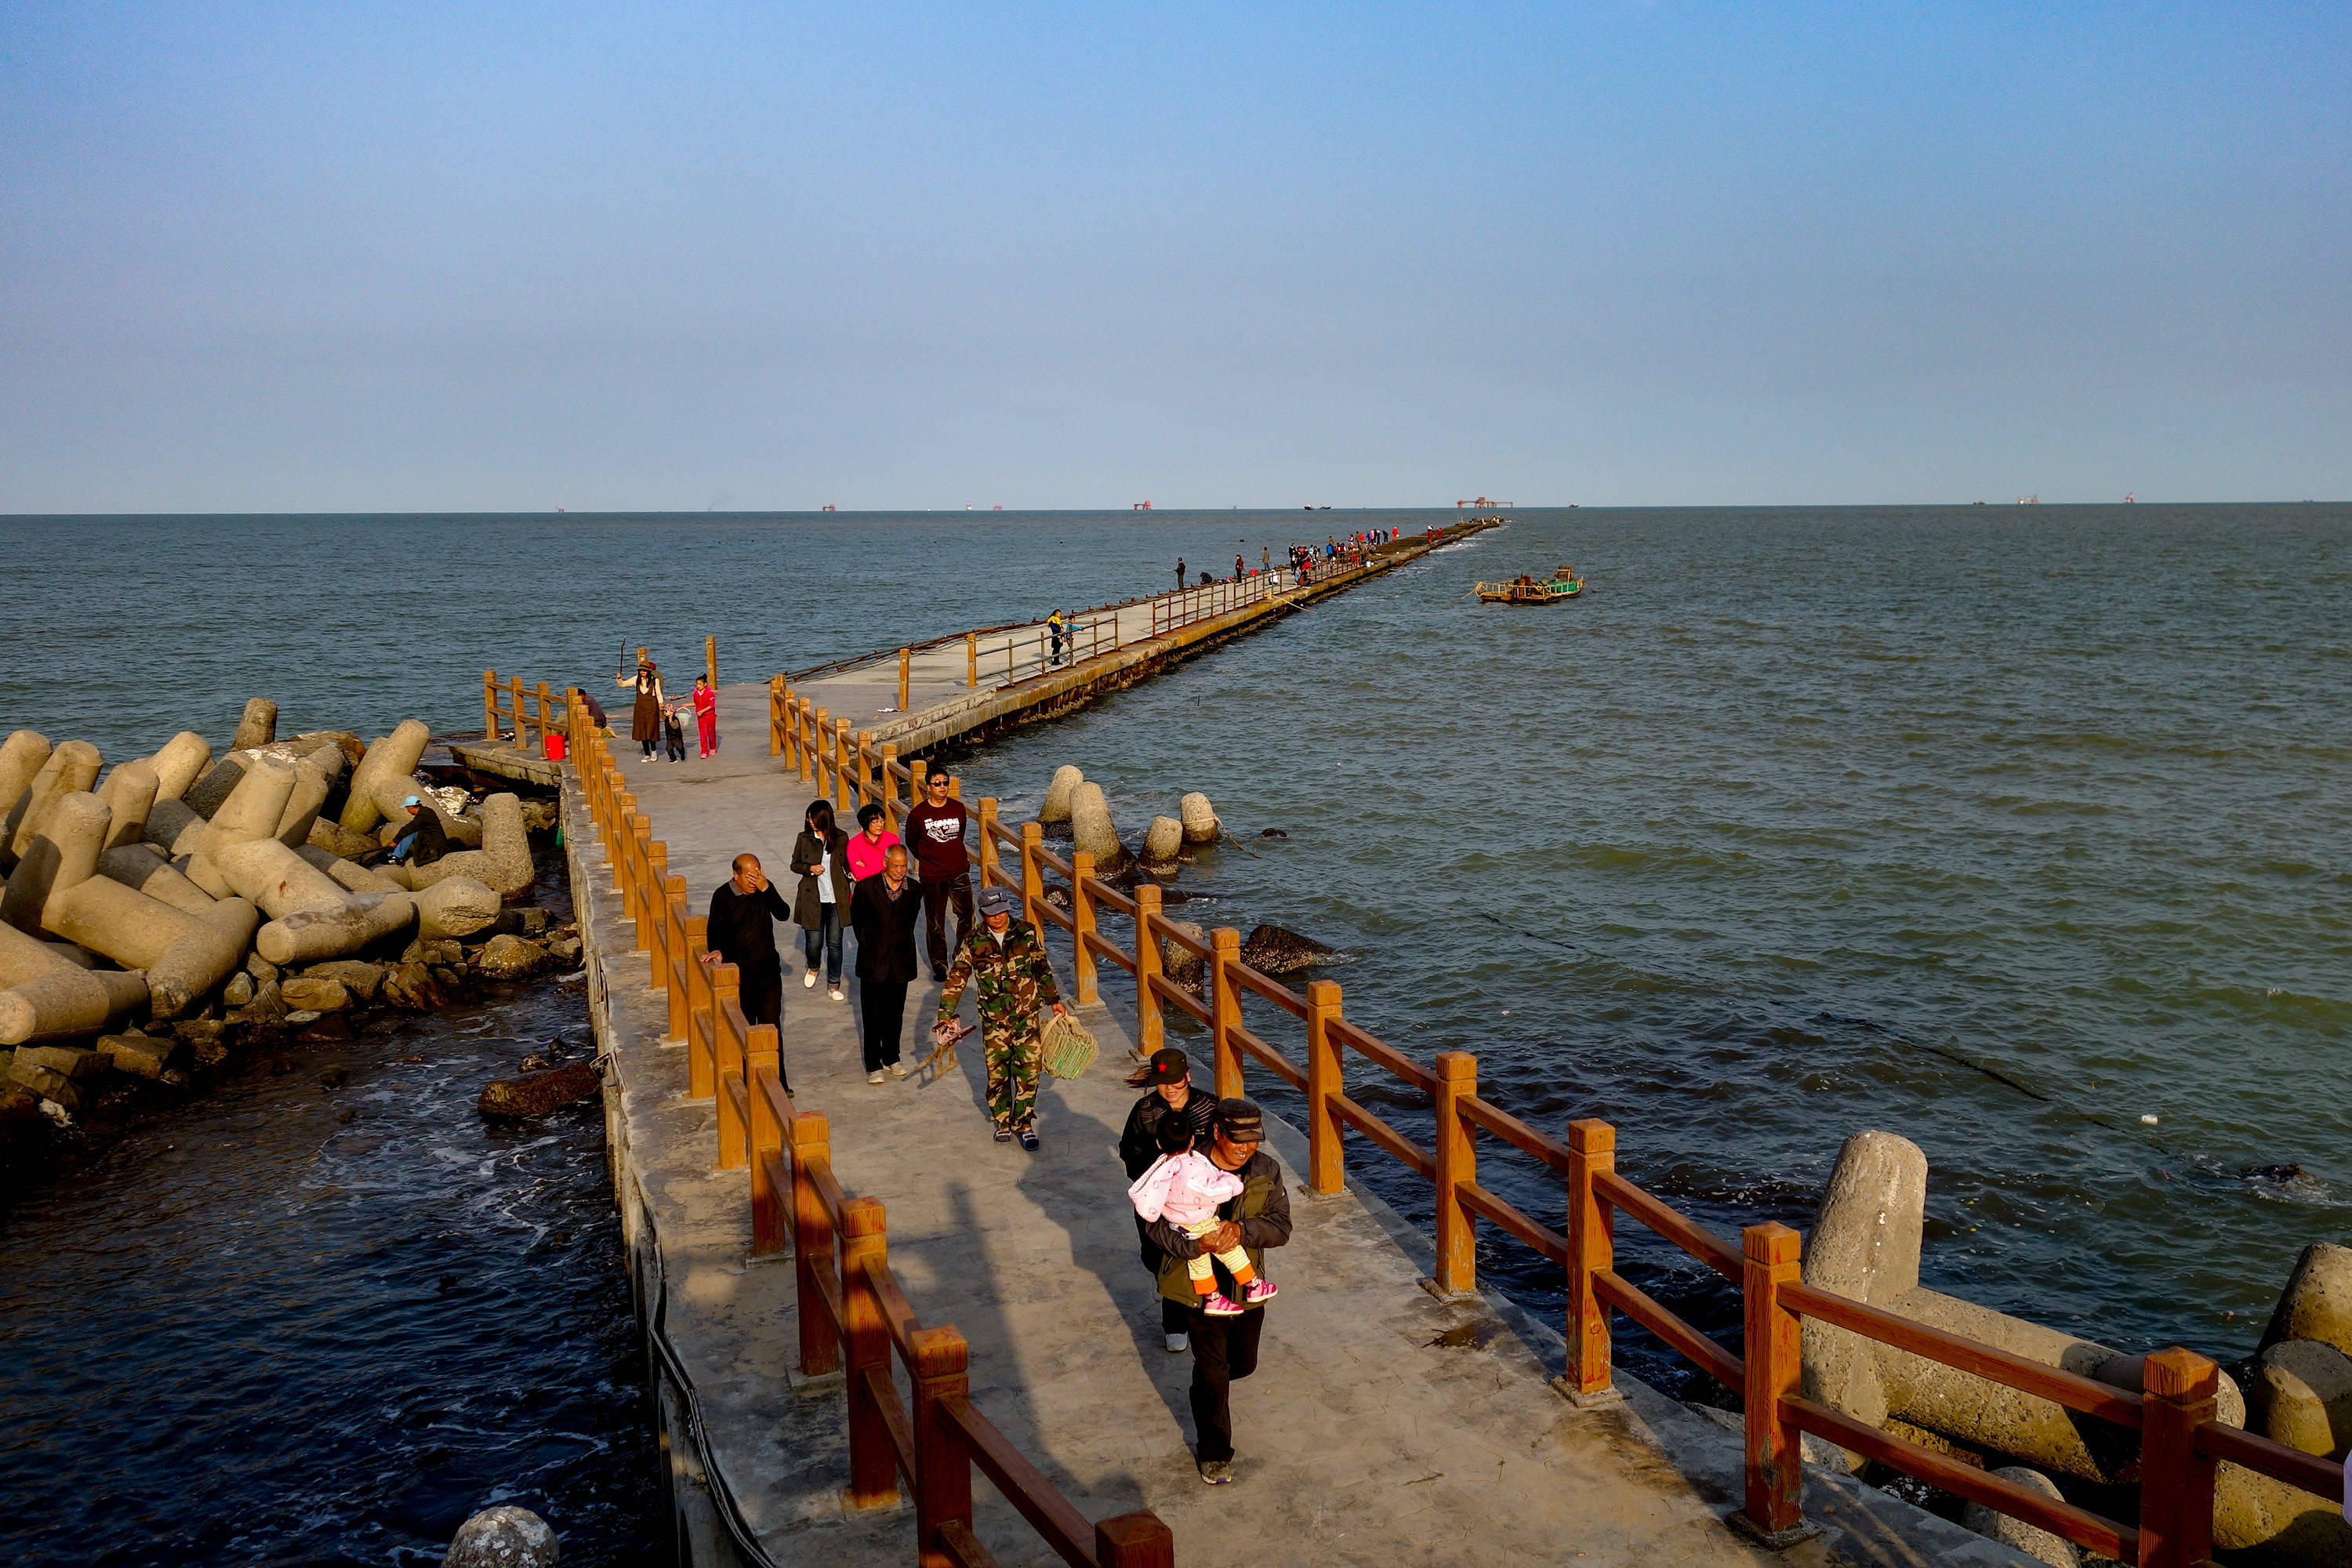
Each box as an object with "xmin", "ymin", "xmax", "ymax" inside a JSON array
[{"xmin": 691, "ymin": 676, "xmax": 717, "ymax": 758}]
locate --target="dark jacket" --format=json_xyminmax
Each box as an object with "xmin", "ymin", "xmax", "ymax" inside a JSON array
[
  {"xmin": 390, "ymin": 806, "xmax": 452, "ymax": 866},
  {"xmin": 789, "ymin": 828, "xmax": 854, "ymax": 927},
  {"xmin": 848, "ymin": 873, "xmax": 923, "ymax": 985},
  {"xmin": 1118, "ymin": 1083, "xmax": 1217, "ymax": 1181},
  {"xmin": 1146, "ymin": 1147, "xmax": 1291, "ymax": 1305},
  {"xmin": 707, "ymin": 880, "xmax": 790, "ymax": 973}
]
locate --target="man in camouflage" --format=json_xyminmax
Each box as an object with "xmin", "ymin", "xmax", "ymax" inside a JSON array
[{"xmin": 934, "ymin": 884, "xmax": 1067, "ymax": 1150}]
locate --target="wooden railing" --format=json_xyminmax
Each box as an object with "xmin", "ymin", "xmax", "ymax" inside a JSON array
[
  {"xmin": 965, "ymin": 800, "xmax": 2344, "ymax": 1567},
  {"xmin": 483, "ymin": 670, "xmax": 565, "ymax": 751},
  {"xmin": 566, "ymin": 704, "xmax": 1173, "ymax": 1568}
]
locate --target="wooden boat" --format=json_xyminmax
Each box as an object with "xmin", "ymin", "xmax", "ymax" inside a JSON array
[{"xmin": 1475, "ymin": 568, "xmax": 1581, "ymax": 604}]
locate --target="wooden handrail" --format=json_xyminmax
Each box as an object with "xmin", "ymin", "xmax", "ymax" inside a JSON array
[
  {"xmin": 1593, "ymin": 1269, "xmax": 1743, "ymax": 1390},
  {"xmin": 1595, "ymin": 1168, "xmax": 1742, "ymax": 1281},
  {"xmin": 1457, "ymin": 1094, "xmax": 1572, "ymax": 1174},
  {"xmin": 2194, "ymin": 1421, "xmax": 2347, "ymax": 1501},
  {"xmin": 1456, "ymin": 1179, "xmax": 1565, "ymax": 1265},
  {"xmin": 939, "ymin": 1396, "xmax": 1097, "ymax": 1568},
  {"xmin": 1080, "ymin": 929, "xmax": 1137, "ymax": 975},
  {"xmin": 1780, "ymin": 1279, "xmax": 2145, "ymax": 1428},
  {"xmin": 1328, "ymin": 1093, "xmax": 1435, "ymax": 1181},
  {"xmin": 1327, "ymin": 1014, "xmax": 1436, "ymax": 1093},
  {"xmin": 1143, "ymin": 912, "xmax": 1211, "ymax": 961},
  {"xmin": 1225, "ymin": 1022, "xmax": 1305, "ymax": 1091},
  {"xmin": 1079, "ymin": 875, "xmax": 1136, "ymax": 919},
  {"xmin": 1145, "ymin": 971, "xmax": 1212, "ymax": 1026},
  {"xmin": 1786, "ymin": 1396, "xmax": 2140, "ymax": 1561},
  {"xmin": 1223, "ymin": 960, "xmax": 1308, "ymax": 1018}
]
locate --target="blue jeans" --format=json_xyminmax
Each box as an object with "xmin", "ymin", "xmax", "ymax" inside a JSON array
[{"xmin": 801, "ymin": 904, "xmax": 842, "ymax": 984}]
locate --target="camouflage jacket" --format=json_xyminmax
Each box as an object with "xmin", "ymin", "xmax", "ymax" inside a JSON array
[{"xmin": 938, "ymin": 918, "xmax": 1061, "ymax": 1029}]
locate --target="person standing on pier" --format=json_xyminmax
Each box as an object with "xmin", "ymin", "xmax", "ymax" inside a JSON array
[
  {"xmin": 691, "ymin": 674, "xmax": 717, "ymax": 759},
  {"xmin": 1146, "ymin": 1098, "xmax": 1290, "ymax": 1486},
  {"xmin": 904, "ymin": 771, "xmax": 973, "ymax": 982},
  {"xmin": 934, "ymin": 884, "xmax": 1066, "ymax": 1150},
  {"xmin": 789, "ymin": 799, "xmax": 851, "ymax": 1000},
  {"xmin": 1174, "ymin": 557, "xmax": 1185, "ymax": 593},
  {"xmin": 701, "ymin": 853, "xmax": 790, "ymax": 1091},
  {"xmin": 848, "ymin": 844, "xmax": 921, "ymax": 1083},
  {"xmin": 618, "ymin": 659, "xmax": 663, "ymax": 760},
  {"xmin": 1120, "ymin": 1047, "xmax": 1218, "ymax": 1353},
  {"xmin": 1047, "ymin": 609, "xmax": 1065, "ymax": 666},
  {"xmin": 844, "ymin": 804, "xmax": 902, "ymax": 882}
]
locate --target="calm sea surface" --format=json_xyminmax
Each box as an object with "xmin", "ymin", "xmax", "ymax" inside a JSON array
[{"xmin": 2, "ymin": 506, "xmax": 2347, "ymax": 1546}]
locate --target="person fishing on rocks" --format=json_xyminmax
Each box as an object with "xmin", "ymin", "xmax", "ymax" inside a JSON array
[{"xmin": 931, "ymin": 884, "xmax": 1066, "ymax": 1151}]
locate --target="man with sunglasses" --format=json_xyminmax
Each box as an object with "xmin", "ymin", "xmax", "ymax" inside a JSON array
[{"xmin": 904, "ymin": 768, "xmax": 974, "ymax": 982}]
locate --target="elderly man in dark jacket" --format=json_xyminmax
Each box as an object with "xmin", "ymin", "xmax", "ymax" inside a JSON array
[
  {"xmin": 1144, "ymin": 1098, "xmax": 1293, "ymax": 1486},
  {"xmin": 848, "ymin": 844, "xmax": 923, "ymax": 1083}
]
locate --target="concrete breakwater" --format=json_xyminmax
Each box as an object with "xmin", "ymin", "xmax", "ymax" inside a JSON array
[{"xmin": 0, "ymin": 699, "xmax": 582, "ymax": 1171}]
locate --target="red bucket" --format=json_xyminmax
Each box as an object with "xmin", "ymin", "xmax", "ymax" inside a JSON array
[{"xmin": 543, "ymin": 732, "xmax": 567, "ymax": 761}]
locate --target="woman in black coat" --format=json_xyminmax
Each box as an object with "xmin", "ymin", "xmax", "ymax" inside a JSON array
[
  {"xmin": 1120, "ymin": 1046, "xmax": 1218, "ymax": 1352},
  {"xmin": 789, "ymin": 798, "xmax": 854, "ymax": 999}
]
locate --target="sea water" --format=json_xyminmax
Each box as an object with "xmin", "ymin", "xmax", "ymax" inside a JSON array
[{"xmin": 0, "ymin": 505, "xmax": 2345, "ymax": 1541}]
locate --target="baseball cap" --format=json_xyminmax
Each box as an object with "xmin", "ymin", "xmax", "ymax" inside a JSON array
[
  {"xmin": 1212, "ymin": 1098, "xmax": 1264, "ymax": 1144},
  {"xmin": 1142, "ymin": 1047, "xmax": 1189, "ymax": 1085},
  {"xmin": 976, "ymin": 885, "xmax": 1016, "ymax": 916},
  {"xmin": 403, "ymin": 795, "xmax": 421, "ymax": 808}
]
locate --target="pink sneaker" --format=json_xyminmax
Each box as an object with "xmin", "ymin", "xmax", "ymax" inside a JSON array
[
  {"xmin": 1242, "ymin": 1279, "xmax": 1279, "ymax": 1305},
  {"xmin": 1200, "ymin": 1292, "xmax": 1245, "ymax": 1317}
]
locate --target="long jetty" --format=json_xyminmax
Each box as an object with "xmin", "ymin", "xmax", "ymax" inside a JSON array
[{"xmin": 483, "ymin": 529, "xmax": 2336, "ymax": 1568}]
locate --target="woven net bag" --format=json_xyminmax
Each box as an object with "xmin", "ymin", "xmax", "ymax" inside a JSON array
[{"xmin": 1039, "ymin": 1012, "xmax": 1100, "ymax": 1081}]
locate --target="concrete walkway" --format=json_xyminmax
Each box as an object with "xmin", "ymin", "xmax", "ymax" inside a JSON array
[{"xmin": 572, "ymin": 725, "xmax": 2036, "ymax": 1568}]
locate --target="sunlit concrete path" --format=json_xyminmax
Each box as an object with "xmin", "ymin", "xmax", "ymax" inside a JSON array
[{"xmin": 570, "ymin": 717, "xmax": 2037, "ymax": 1566}]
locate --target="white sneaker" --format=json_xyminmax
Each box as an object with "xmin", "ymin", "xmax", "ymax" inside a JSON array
[
  {"xmin": 1165, "ymin": 1332, "xmax": 1189, "ymax": 1354},
  {"xmin": 866, "ymin": 1069, "xmax": 885, "ymax": 1085},
  {"xmin": 884, "ymin": 1062, "xmax": 910, "ymax": 1079},
  {"xmin": 829, "ymin": 986, "xmax": 845, "ymax": 1002},
  {"xmin": 803, "ymin": 971, "xmax": 818, "ymax": 989}
]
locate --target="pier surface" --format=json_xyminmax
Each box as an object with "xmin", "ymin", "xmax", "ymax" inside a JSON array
[{"xmin": 565, "ymin": 543, "xmax": 2038, "ymax": 1568}]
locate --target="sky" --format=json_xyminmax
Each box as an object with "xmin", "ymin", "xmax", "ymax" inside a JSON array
[{"xmin": 2, "ymin": 2, "xmax": 2347, "ymax": 511}]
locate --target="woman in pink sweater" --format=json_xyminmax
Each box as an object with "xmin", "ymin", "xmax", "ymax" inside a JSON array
[{"xmin": 844, "ymin": 803, "xmax": 903, "ymax": 884}]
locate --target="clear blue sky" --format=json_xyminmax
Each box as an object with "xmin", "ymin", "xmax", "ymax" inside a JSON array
[{"xmin": 2, "ymin": 2, "xmax": 2345, "ymax": 510}]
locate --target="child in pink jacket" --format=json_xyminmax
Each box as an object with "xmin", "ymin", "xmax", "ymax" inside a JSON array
[{"xmin": 1127, "ymin": 1116, "xmax": 1279, "ymax": 1316}]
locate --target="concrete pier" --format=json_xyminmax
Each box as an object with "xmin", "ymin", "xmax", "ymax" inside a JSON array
[{"xmin": 561, "ymin": 538, "xmax": 2045, "ymax": 1567}]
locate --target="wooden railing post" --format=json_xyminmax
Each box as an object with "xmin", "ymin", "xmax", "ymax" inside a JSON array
[
  {"xmin": 1303, "ymin": 979, "xmax": 1343, "ymax": 1193},
  {"xmin": 898, "ymin": 647, "xmax": 911, "ymax": 713},
  {"xmin": 913, "ymin": 1327, "xmax": 973, "ymax": 1568},
  {"xmin": 685, "ymin": 916, "xmax": 713, "ymax": 1098},
  {"xmin": 811, "ymin": 706, "xmax": 831, "ymax": 794},
  {"xmin": 483, "ymin": 670, "xmax": 499, "ymax": 740},
  {"xmin": 1210, "ymin": 928, "xmax": 1243, "ymax": 1101},
  {"xmin": 977, "ymin": 797, "xmax": 1000, "ymax": 887},
  {"xmin": 791, "ymin": 1112, "xmax": 839, "ymax": 1377},
  {"xmin": 510, "ymin": 675, "xmax": 527, "ymax": 748},
  {"xmin": 662, "ymin": 875, "xmax": 688, "ymax": 1040},
  {"xmin": 1071, "ymin": 850, "xmax": 1099, "ymax": 1004},
  {"xmin": 645, "ymin": 843, "xmax": 670, "ymax": 968},
  {"xmin": 748, "ymin": 1025, "xmax": 787, "ymax": 1257},
  {"xmin": 1562, "ymin": 1119, "xmax": 1622, "ymax": 1405},
  {"xmin": 833, "ymin": 720, "xmax": 853, "ymax": 813},
  {"xmin": 2137, "ymin": 1348, "xmax": 2220, "ymax": 1568},
  {"xmin": 855, "ymin": 731, "xmax": 875, "ymax": 808},
  {"xmin": 965, "ymin": 632, "xmax": 977, "ymax": 688},
  {"xmin": 535, "ymin": 682, "xmax": 554, "ymax": 750},
  {"xmin": 629, "ymin": 815, "xmax": 653, "ymax": 947},
  {"xmin": 1733, "ymin": 1221, "xmax": 1817, "ymax": 1548},
  {"xmin": 1429, "ymin": 1050, "xmax": 1476, "ymax": 1294},
  {"xmin": 770, "ymin": 676, "xmax": 786, "ymax": 758},
  {"xmin": 797, "ymin": 699, "xmax": 814, "ymax": 782},
  {"xmin": 705, "ymin": 633, "xmax": 717, "ymax": 689},
  {"xmin": 1018, "ymin": 822, "xmax": 1045, "ymax": 931},
  {"xmin": 713, "ymin": 964, "xmax": 746, "ymax": 1168},
  {"xmin": 1134, "ymin": 884, "xmax": 1164, "ymax": 1058},
  {"xmin": 840, "ymin": 1196, "xmax": 900, "ymax": 1510},
  {"xmin": 1095, "ymin": 1512, "xmax": 1176, "ymax": 1568},
  {"xmin": 880, "ymin": 743, "xmax": 901, "ymax": 833}
]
